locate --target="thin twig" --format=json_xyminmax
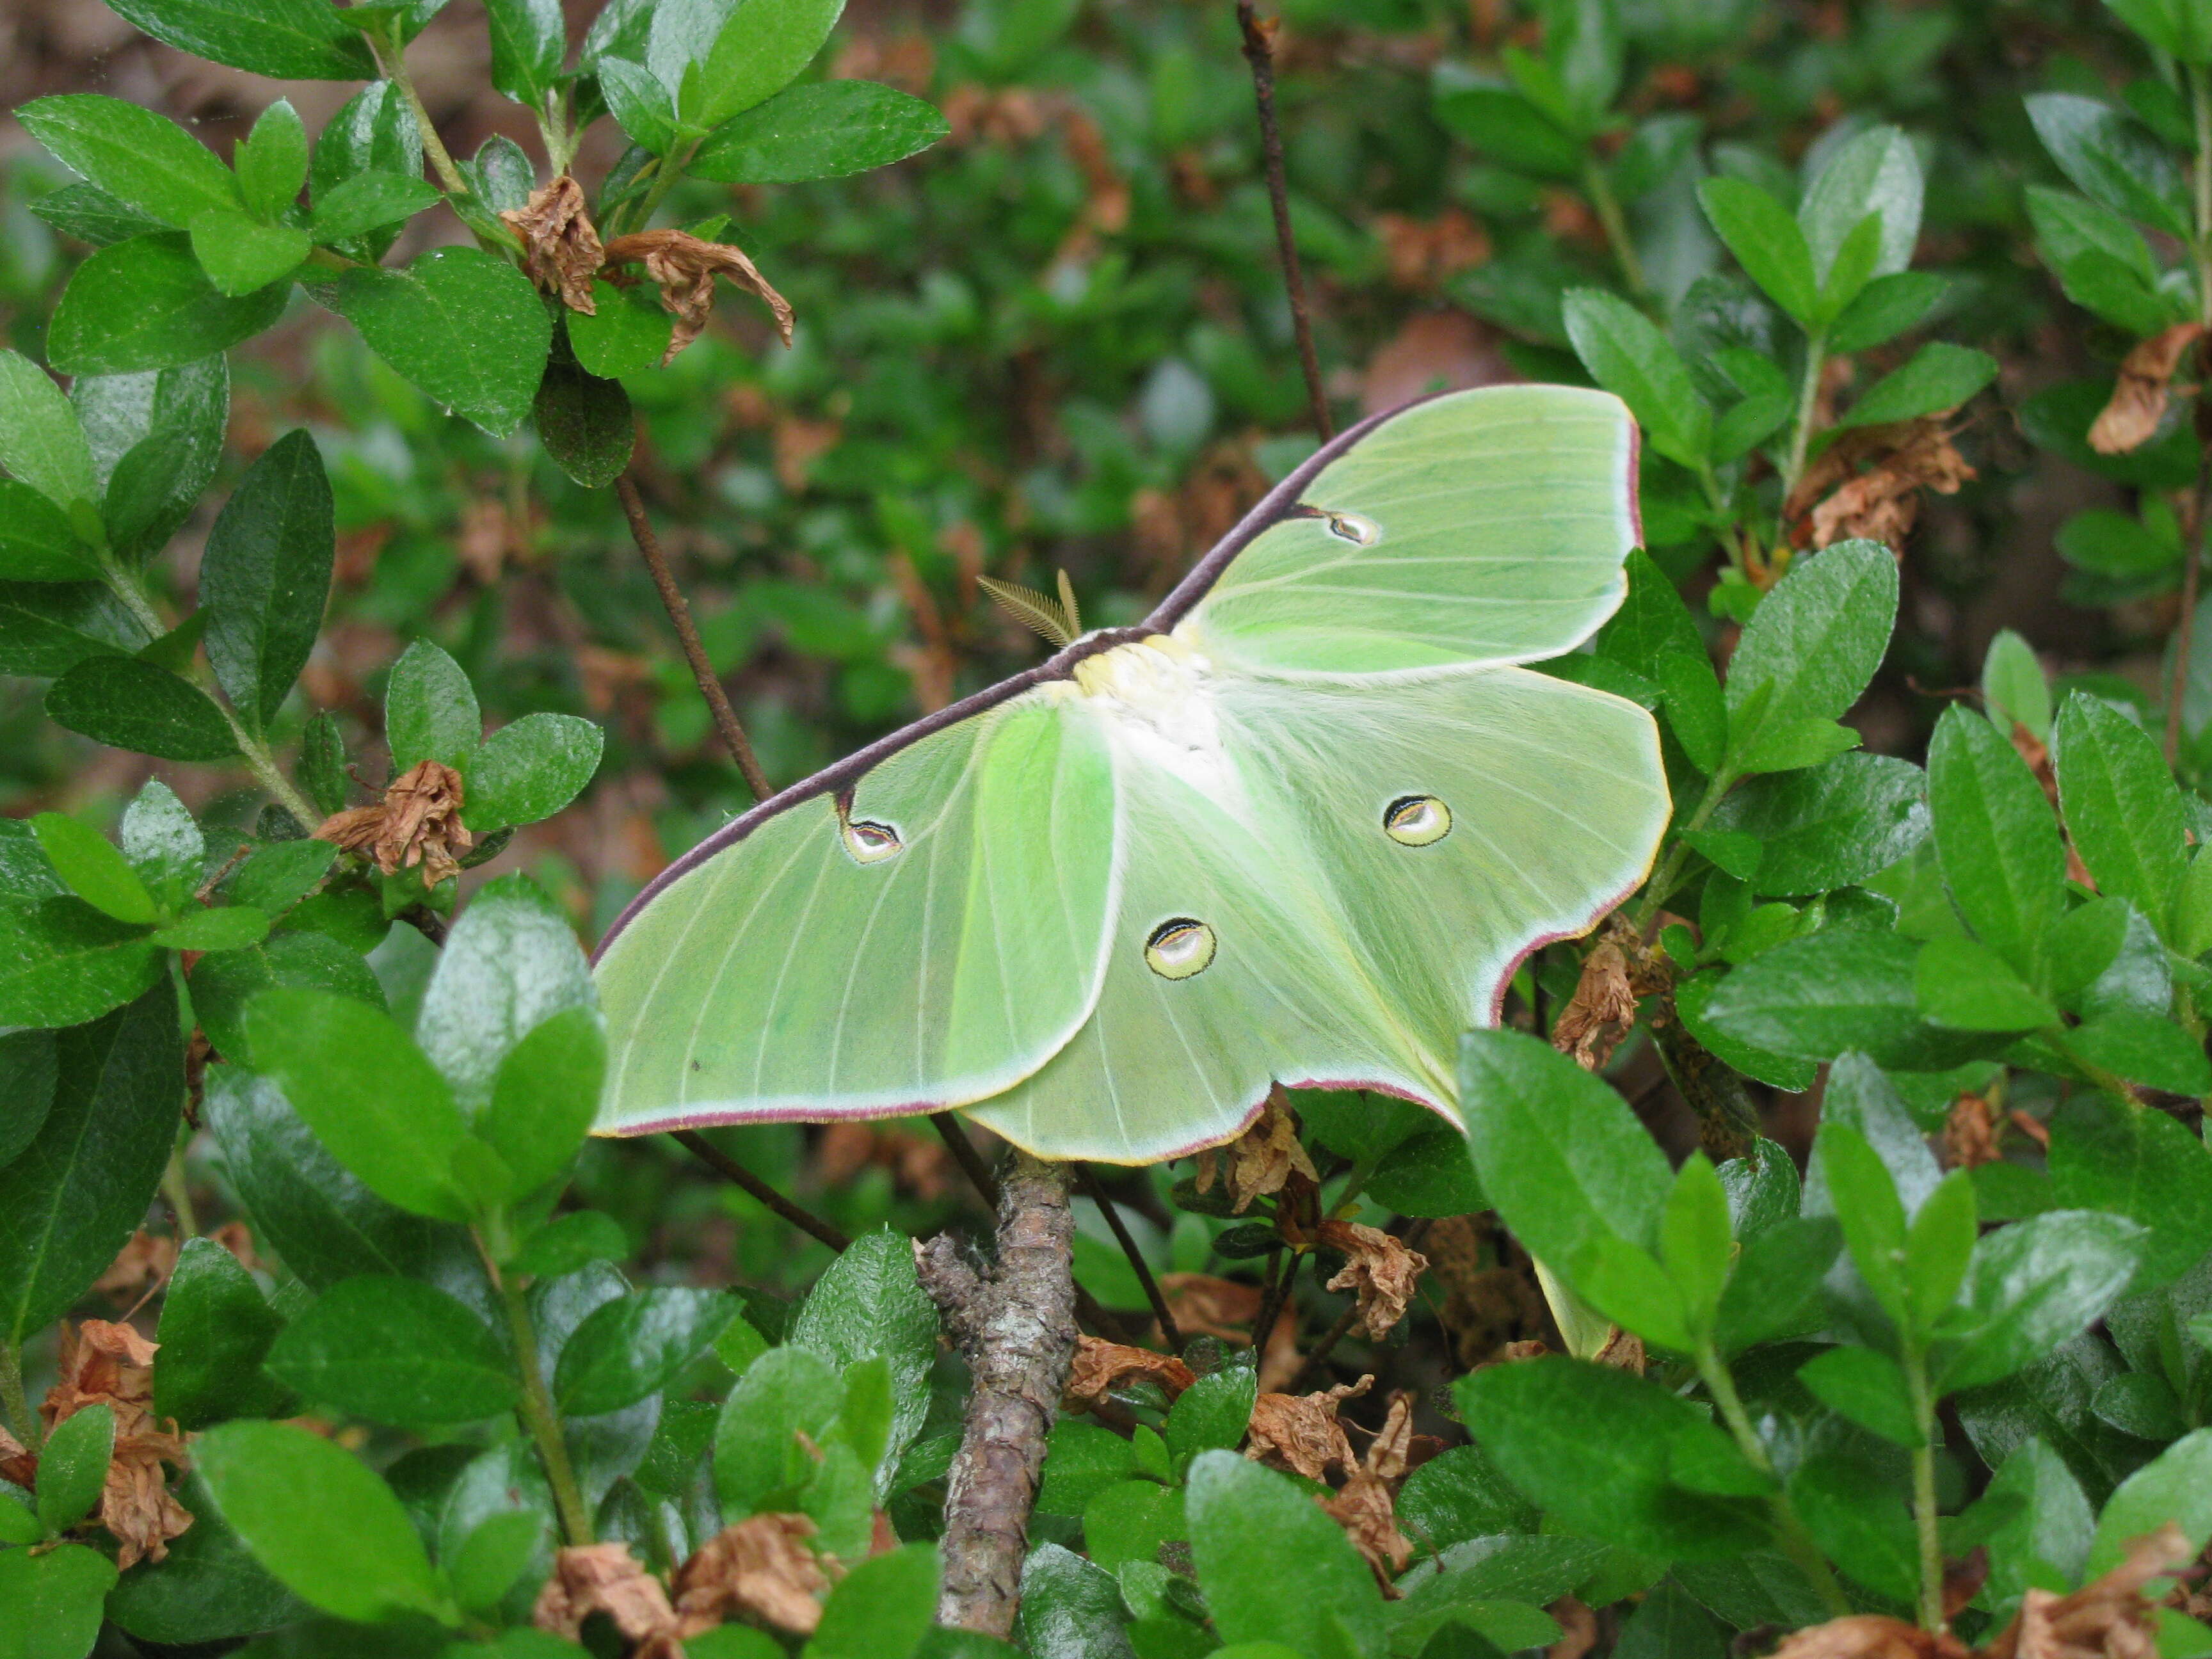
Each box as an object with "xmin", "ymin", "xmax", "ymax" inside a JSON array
[
  {"xmin": 931, "ymin": 1112, "xmax": 1002, "ymax": 1210},
  {"xmin": 1288, "ymin": 1218, "xmax": 1432, "ymax": 1390},
  {"xmin": 1073, "ymin": 1164, "xmax": 1182, "ymax": 1350},
  {"xmin": 614, "ymin": 472, "xmax": 774, "ymax": 803},
  {"xmin": 1237, "ymin": 1, "xmax": 1333, "ymax": 443},
  {"xmin": 672, "ymin": 1130, "xmax": 851, "ymax": 1252},
  {"xmin": 1249, "ymin": 1244, "xmax": 1295, "ymax": 1363}
]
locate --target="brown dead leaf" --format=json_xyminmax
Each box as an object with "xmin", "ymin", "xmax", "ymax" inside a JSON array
[
  {"xmin": 1553, "ymin": 938, "xmax": 1639, "ymax": 1070},
  {"xmin": 1793, "ymin": 419, "xmax": 1976, "ymax": 552},
  {"xmin": 1944, "ymin": 1093, "xmax": 2002, "ymax": 1169},
  {"xmin": 36, "ymin": 1320, "xmax": 192, "ymax": 1569},
  {"xmin": 1246, "ymin": 1375, "xmax": 1370, "ymax": 1480},
  {"xmin": 1374, "ymin": 209, "xmax": 1491, "ymax": 289},
  {"xmin": 2090, "ymin": 323, "xmax": 2205, "ymax": 454},
  {"xmin": 1062, "ymin": 1334, "xmax": 1196, "ymax": 1412},
  {"xmin": 1318, "ymin": 1221, "xmax": 1430, "ymax": 1340},
  {"xmin": 1158, "ymin": 1273, "xmax": 1264, "ymax": 1343},
  {"xmin": 1770, "ymin": 1616, "xmax": 1968, "ymax": 1659},
  {"xmin": 533, "ymin": 1543, "xmax": 682, "ymax": 1650},
  {"xmin": 1205, "ymin": 1090, "xmax": 1320, "ymax": 1214},
  {"xmin": 1321, "ymin": 1391, "xmax": 1420, "ymax": 1590},
  {"xmin": 314, "ymin": 758, "xmax": 475, "ymax": 888},
  {"xmin": 1985, "ymin": 1523, "xmax": 2196, "ymax": 1659},
  {"xmin": 1593, "ymin": 1326, "xmax": 1646, "ymax": 1374},
  {"xmin": 501, "ymin": 175, "xmax": 604, "ymax": 313},
  {"xmin": 93, "ymin": 1231, "xmax": 179, "ymax": 1304},
  {"xmin": 1424, "ymin": 1214, "xmax": 1549, "ymax": 1369},
  {"xmin": 602, "ymin": 230, "xmax": 794, "ymax": 364},
  {"xmin": 671, "ymin": 1512, "xmax": 832, "ymax": 1638},
  {"xmin": 1547, "ymin": 1597, "xmax": 1601, "ymax": 1659}
]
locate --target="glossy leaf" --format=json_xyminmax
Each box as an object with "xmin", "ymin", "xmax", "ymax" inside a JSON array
[{"xmin": 202, "ymin": 429, "xmax": 335, "ymax": 732}]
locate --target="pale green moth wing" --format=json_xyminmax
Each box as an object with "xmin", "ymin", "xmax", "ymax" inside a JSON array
[
  {"xmin": 964, "ymin": 664, "xmax": 1667, "ymax": 1161},
  {"xmin": 593, "ymin": 383, "xmax": 1663, "ymax": 1158},
  {"xmin": 1168, "ymin": 384, "xmax": 1638, "ymax": 676},
  {"xmin": 593, "ymin": 692, "xmax": 1117, "ymax": 1129}
]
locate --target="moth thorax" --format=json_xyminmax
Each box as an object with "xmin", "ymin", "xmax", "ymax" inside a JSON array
[{"xmin": 1070, "ymin": 633, "xmax": 1239, "ymax": 806}]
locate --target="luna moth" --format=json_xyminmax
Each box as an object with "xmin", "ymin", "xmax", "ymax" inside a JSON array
[{"xmin": 592, "ymin": 384, "xmax": 1671, "ymax": 1163}]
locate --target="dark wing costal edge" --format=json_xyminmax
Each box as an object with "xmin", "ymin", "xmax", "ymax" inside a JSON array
[{"xmin": 589, "ymin": 388, "xmax": 1505, "ymax": 963}]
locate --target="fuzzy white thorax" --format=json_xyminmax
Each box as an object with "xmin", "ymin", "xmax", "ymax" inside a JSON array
[{"xmin": 1062, "ymin": 628, "xmax": 1246, "ymax": 812}]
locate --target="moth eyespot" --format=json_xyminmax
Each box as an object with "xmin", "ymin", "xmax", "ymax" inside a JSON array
[
  {"xmin": 1383, "ymin": 794, "xmax": 1451, "ymax": 847},
  {"xmin": 1323, "ymin": 511, "xmax": 1379, "ymax": 545},
  {"xmin": 841, "ymin": 819, "xmax": 903, "ymax": 863},
  {"xmin": 1144, "ymin": 917, "xmax": 1216, "ymax": 980}
]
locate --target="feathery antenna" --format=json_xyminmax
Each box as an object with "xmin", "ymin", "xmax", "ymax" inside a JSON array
[{"xmin": 980, "ymin": 572, "xmax": 1082, "ymax": 647}]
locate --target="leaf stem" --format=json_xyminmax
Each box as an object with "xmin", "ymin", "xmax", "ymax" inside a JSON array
[
  {"xmin": 0, "ymin": 1341, "xmax": 38, "ymax": 1452},
  {"xmin": 1904, "ymin": 1347, "xmax": 1946, "ymax": 1631},
  {"xmin": 369, "ymin": 29, "xmax": 472, "ymax": 199},
  {"xmin": 1582, "ymin": 155, "xmax": 1647, "ymax": 298},
  {"xmin": 483, "ymin": 1242, "xmax": 594, "ymax": 1548},
  {"xmin": 613, "ymin": 473, "xmax": 774, "ymax": 803},
  {"xmin": 1695, "ymin": 1340, "xmax": 1852, "ymax": 1619},
  {"xmin": 1780, "ymin": 325, "xmax": 1830, "ymax": 509},
  {"xmin": 161, "ymin": 1144, "xmax": 199, "ymax": 1239},
  {"xmin": 2167, "ymin": 51, "xmax": 2211, "ymax": 770},
  {"xmin": 1630, "ymin": 765, "xmax": 1736, "ymax": 933},
  {"xmin": 1237, "ymin": 0, "xmax": 1333, "ymax": 444},
  {"xmin": 1073, "ymin": 1164, "xmax": 1182, "ymax": 1350},
  {"xmin": 672, "ymin": 1129, "xmax": 851, "ymax": 1250}
]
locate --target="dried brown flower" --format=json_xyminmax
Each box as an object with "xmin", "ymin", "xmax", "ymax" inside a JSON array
[
  {"xmin": 15, "ymin": 1320, "xmax": 195, "ymax": 1569},
  {"xmin": 602, "ymin": 230, "xmax": 794, "ymax": 364},
  {"xmin": 314, "ymin": 758, "xmax": 475, "ymax": 888},
  {"xmin": 1246, "ymin": 1376, "xmax": 1369, "ymax": 1480},
  {"xmin": 1157, "ymin": 1273, "xmax": 1265, "ymax": 1342},
  {"xmin": 1319, "ymin": 1391, "xmax": 1419, "ymax": 1588},
  {"xmin": 1792, "ymin": 419, "xmax": 1976, "ymax": 552},
  {"xmin": 1062, "ymin": 1334, "xmax": 1196, "ymax": 1412},
  {"xmin": 501, "ymin": 175, "xmax": 604, "ymax": 313},
  {"xmin": 93, "ymin": 1231, "xmax": 179, "ymax": 1304},
  {"xmin": 2089, "ymin": 323, "xmax": 2205, "ymax": 454},
  {"xmin": 1553, "ymin": 938, "xmax": 1639, "ymax": 1070},
  {"xmin": 1199, "ymin": 1091, "xmax": 1320, "ymax": 1214},
  {"xmin": 533, "ymin": 1543, "xmax": 682, "ymax": 1649},
  {"xmin": 672, "ymin": 1513, "xmax": 833, "ymax": 1637},
  {"xmin": 1318, "ymin": 1221, "xmax": 1430, "ymax": 1340},
  {"xmin": 1944, "ymin": 1093, "xmax": 2003, "ymax": 1169}
]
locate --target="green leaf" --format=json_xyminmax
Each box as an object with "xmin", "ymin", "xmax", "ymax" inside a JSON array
[
  {"xmin": 312, "ymin": 86, "xmax": 424, "ymax": 262},
  {"xmin": 103, "ymin": 0, "xmax": 373, "ymax": 79},
  {"xmin": 2085, "ymin": 1428, "xmax": 2212, "ymax": 1578},
  {"xmin": 1984, "ymin": 630, "xmax": 2053, "ymax": 743},
  {"xmin": 1829, "ymin": 271, "xmax": 1952, "ymax": 354},
  {"xmin": 1698, "ymin": 177, "xmax": 1820, "ymax": 323},
  {"xmin": 2062, "ymin": 1010, "xmax": 2212, "ymax": 1095},
  {"xmin": 790, "ymin": 1228, "xmax": 943, "ymax": 1492},
  {"xmin": 1700, "ymin": 929, "xmax": 1980, "ymax": 1069},
  {"xmin": 0, "ymin": 984, "xmax": 179, "ymax": 1343},
  {"xmin": 1836, "ymin": 342, "xmax": 1998, "ymax": 429},
  {"xmin": 46, "ymin": 654, "xmax": 239, "ymax": 761},
  {"xmin": 0, "ymin": 481, "xmax": 97, "ymax": 582},
  {"xmin": 447, "ymin": 1509, "xmax": 544, "ymax": 1614},
  {"xmin": 0, "ymin": 1031, "xmax": 58, "ymax": 1172},
  {"xmin": 1788, "ymin": 1454, "xmax": 1918, "ymax": 1603},
  {"xmin": 566, "ymin": 280, "xmax": 675, "ymax": 378},
  {"xmin": 1928, "ymin": 703, "xmax": 2066, "ymax": 982},
  {"xmin": 195, "ymin": 1418, "xmax": 451, "ymax": 1624},
  {"xmin": 2056, "ymin": 509, "xmax": 2181, "ymax": 581},
  {"xmin": 0, "ymin": 896, "xmax": 162, "ymax": 1025},
  {"xmin": 1724, "ymin": 541, "xmax": 1897, "ymax": 780},
  {"xmin": 485, "ymin": 0, "xmax": 567, "ymax": 108},
  {"xmin": 201, "ymin": 429, "xmax": 334, "ymax": 733},
  {"xmin": 49, "ymin": 233, "xmax": 289, "ymax": 375},
  {"xmin": 1562, "ymin": 289, "xmax": 1711, "ymax": 468},
  {"xmin": 1817, "ymin": 1121, "xmax": 1910, "ymax": 1324},
  {"xmin": 191, "ymin": 927, "xmax": 383, "ymax": 1064},
  {"xmin": 0, "ymin": 1493, "xmax": 40, "ymax": 1546},
  {"xmin": 1166, "ymin": 1364, "xmax": 1259, "ymax": 1470},
  {"xmin": 1939, "ymin": 1211, "xmax": 2145, "ymax": 1391},
  {"xmin": 1914, "ymin": 936, "xmax": 2058, "ymax": 1032},
  {"xmin": 224, "ymin": 838, "xmax": 335, "ymax": 918},
  {"xmin": 598, "ymin": 57, "xmax": 680, "ymax": 154},
  {"xmin": 555, "ymin": 1286, "xmax": 735, "ymax": 1415},
  {"xmin": 309, "ymin": 170, "xmax": 442, "ymax": 243},
  {"xmin": 415, "ymin": 875, "xmax": 593, "ymax": 1123},
  {"xmin": 1798, "ymin": 125, "xmax": 1923, "ymax": 284},
  {"xmin": 95, "ymin": 354, "xmax": 232, "ymax": 565},
  {"xmin": 1972, "ymin": 1440, "xmax": 2094, "ymax": 1619},
  {"xmin": 2027, "ymin": 93, "xmax": 2191, "ymax": 239},
  {"xmin": 692, "ymin": 79, "xmax": 949, "ymax": 183},
  {"xmin": 387, "ymin": 637, "xmax": 482, "ymax": 773},
  {"xmin": 265, "ymin": 1274, "xmax": 518, "ymax": 1423},
  {"xmin": 474, "ymin": 1006, "xmax": 605, "ymax": 1200},
  {"xmin": 18, "ymin": 94, "xmax": 241, "ymax": 229},
  {"xmin": 0, "ymin": 351, "xmax": 97, "ymax": 512},
  {"xmin": 1187, "ymin": 1450, "xmax": 1386, "ymax": 1658},
  {"xmin": 1366, "ymin": 1125, "xmax": 1485, "ymax": 1217},
  {"xmin": 1797, "ymin": 1347, "xmax": 1919, "ymax": 1446},
  {"xmin": 245, "ymin": 987, "xmax": 472, "ymax": 1222},
  {"xmin": 234, "ymin": 99, "xmax": 308, "ymax": 220},
  {"xmin": 533, "ymin": 357, "xmax": 636, "ymax": 489},
  {"xmin": 154, "ymin": 1236, "xmax": 293, "ymax": 1430},
  {"xmin": 31, "ymin": 812, "xmax": 156, "ymax": 924},
  {"xmin": 1433, "ymin": 82, "xmax": 1582, "ymax": 177},
  {"xmin": 187, "ymin": 209, "xmax": 309, "ymax": 296},
  {"xmin": 1018, "ymin": 1544, "xmax": 1134, "ymax": 1659},
  {"xmin": 1395, "ymin": 1445, "xmax": 1541, "ymax": 1547},
  {"xmin": 36, "ymin": 1402, "xmax": 115, "ymax": 1534},
  {"xmin": 0, "ymin": 1544, "xmax": 118, "ymax": 1659},
  {"xmin": 510, "ymin": 1208, "xmax": 629, "ymax": 1279},
  {"xmin": 1659, "ymin": 1152, "xmax": 1733, "ymax": 1331},
  {"xmin": 686, "ymin": 0, "xmax": 847, "ymax": 129},
  {"xmin": 1036, "ymin": 1420, "xmax": 1139, "ymax": 1517},
  {"xmin": 314, "ymin": 248, "xmax": 553, "ymax": 438},
  {"xmin": 115, "ymin": 781, "xmax": 200, "ymax": 916},
  {"xmin": 1456, "ymin": 1356, "xmax": 1770, "ymax": 1559},
  {"xmin": 1708, "ymin": 753, "xmax": 1928, "ymax": 897},
  {"xmin": 1907, "ymin": 1167, "xmax": 1980, "ymax": 1331},
  {"xmin": 2053, "ymin": 694, "xmax": 2190, "ymax": 940},
  {"xmin": 806, "ymin": 1543, "xmax": 939, "ymax": 1659},
  {"xmin": 1459, "ymin": 1026, "xmax": 1672, "ymax": 1288},
  {"xmin": 201, "ymin": 1063, "xmax": 483, "ymax": 1295},
  {"xmin": 714, "ymin": 1345, "xmax": 846, "ymax": 1515},
  {"xmin": 1715, "ymin": 1217, "xmax": 1841, "ymax": 1356},
  {"xmin": 2048, "ymin": 1094, "xmax": 2212, "ymax": 1292},
  {"xmin": 2106, "ymin": 0, "xmax": 2212, "ymax": 61},
  {"xmin": 153, "ymin": 904, "xmax": 270, "ymax": 951}
]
